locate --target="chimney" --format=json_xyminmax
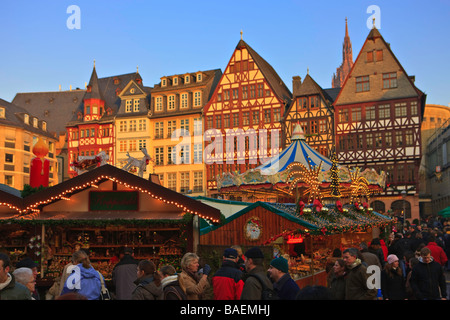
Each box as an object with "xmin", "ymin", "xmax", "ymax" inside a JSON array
[
  {"xmin": 292, "ymin": 76, "xmax": 302, "ymax": 96},
  {"xmin": 70, "ymin": 85, "xmax": 72, "ymax": 91}
]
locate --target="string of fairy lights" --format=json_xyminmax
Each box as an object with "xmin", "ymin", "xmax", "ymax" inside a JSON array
[{"xmin": 0, "ymin": 175, "xmax": 220, "ymax": 224}]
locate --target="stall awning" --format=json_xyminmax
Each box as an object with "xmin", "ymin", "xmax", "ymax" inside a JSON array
[{"xmin": 33, "ymin": 211, "xmax": 185, "ymax": 221}]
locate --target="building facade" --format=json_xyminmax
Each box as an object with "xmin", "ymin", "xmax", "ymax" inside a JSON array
[
  {"xmin": 0, "ymin": 98, "xmax": 58, "ymax": 190},
  {"xmin": 114, "ymin": 76, "xmax": 152, "ymax": 175},
  {"xmin": 333, "ymin": 25, "xmax": 426, "ymax": 222},
  {"xmin": 66, "ymin": 65, "xmax": 144, "ymax": 178},
  {"xmin": 203, "ymin": 37, "xmax": 292, "ymax": 194},
  {"xmin": 283, "ymin": 74, "xmax": 338, "ymax": 158},
  {"xmin": 149, "ymin": 69, "xmax": 222, "ymax": 195}
]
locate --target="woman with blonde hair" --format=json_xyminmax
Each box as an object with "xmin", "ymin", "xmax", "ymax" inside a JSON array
[{"xmin": 179, "ymin": 252, "xmax": 211, "ymax": 300}]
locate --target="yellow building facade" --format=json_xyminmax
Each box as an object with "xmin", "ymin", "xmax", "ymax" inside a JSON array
[
  {"xmin": 148, "ymin": 69, "xmax": 222, "ymax": 195},
  {"xmin": 0, "ymin": 99, "xmax": 58, "ymax": 191}
]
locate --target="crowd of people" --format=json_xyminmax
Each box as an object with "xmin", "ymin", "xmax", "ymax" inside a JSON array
[{"xmin": 0, "ymin": 219, "xmax": 449, "ymax": 300}]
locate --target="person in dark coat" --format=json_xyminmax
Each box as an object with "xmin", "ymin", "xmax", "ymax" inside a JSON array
[
  {"xmin": 0, "ymin": 253, "xmax": 31, "ymax": 300},
  {"xmin": 410, "ymin": 247, "xmax": 447, "ymax": 300},
  {"xmin": 159, "ymin": 265, "xmax": 187, "ymax": 300},
  {"xmin": 342, "ymin": 248, "xmax": 377, "ymax": 300},
  {"xmin": 327, "ymin": 258, "xmax": 346, "ymax": 300},
  {"xmin": 240, "ymin": 247, "xmax": 273, "ymax": 300},
  {"xmin": 132, "ymin": 260, "xmax": 162, "ymax": 300},
  {"xmin": 380, "ymin": 254, "xmax": 406, "ymax": 300},
  {"xmin": 212, "ymin": 248, "xmax": 244, "ymax": 300},
  {"xmin": 112, "ymin": 247, "xmax": 139, "ymax": 300},
  {"xmin": 267, "ymin": 257, "xmax": 299, "ymax": 300}
]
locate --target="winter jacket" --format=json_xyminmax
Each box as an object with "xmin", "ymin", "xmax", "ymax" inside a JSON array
[
  {"xmin": 381, "ymin": 268, "xmax": 406, "ymax": 300},
  {"xmin": 426, "ymin": 242, "xmax": 448, "ymax": 266},
  {"xmin": 112, "ymin": 254, "xmax": 138, "ymax": 300},
  {"xmin": 179, "ymin": 269, "xmax": 209, "ymax": 300},
  {"xmin": 240, "ymin": 265, "xmax": 273, "ymax": 300},
  {"xmin": 61, "ymin": 263, "xmax": 103, "ymax": 300},
  {"xmin": 344, "ymin": 260, "xmax": 377, "ymax": 300},
  {"xmin": 272, "ymin": 273, "xmax": 299, "ymax": 300},
  {"xmin": 410, "ymin": 257, "xmax": 447, "ymax": 300},
  {"xmin": 212, "ymin": 260, "xmax": 244, "ymax": 300},
  {"xmin": 131, "ymin": 275, "xmax": 163, "ymax": 300},
  {"xmin": 0, "ymin": 274, "xmax": 32, "ymax": 300},
  {"xmin": 328, "ymin": 273, "xmax": 346, "ymax": 300},
  {"xmin": 161, "ymin": 275, "xmax": 187, "ymax": 300}
]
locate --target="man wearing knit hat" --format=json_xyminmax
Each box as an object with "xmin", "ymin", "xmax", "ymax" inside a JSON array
[
  {"xmin": 240, "ymin": 247, "xmax": 273, "ymax": 300},
  {"xmin": 268, "ymin": 257, "xmax": 299, "ymax": 300}
]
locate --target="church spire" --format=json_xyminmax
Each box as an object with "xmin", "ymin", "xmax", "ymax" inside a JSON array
[{"xmin": 332, "ymin": 18, "xmax": 354, "ymax": 88}]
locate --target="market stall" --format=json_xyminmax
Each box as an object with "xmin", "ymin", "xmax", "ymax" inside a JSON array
[
  {"xmin": 0, "ymin": 164, "xmax": 221, "ymax": 293},
  {"xmin": 200, "ymin": 200, "xmax": 392, "ymax": 287}
]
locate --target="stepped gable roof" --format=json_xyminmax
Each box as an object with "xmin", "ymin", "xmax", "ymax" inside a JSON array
[
  {"xmin": 0, "ymin": 98, "xmax": 56, "ymax": 140},
  {"xmin": 237, "ymin": 40, "xmax": 292, "ymax": 103},
  {"xmin": 334, "ymin": 25, "xmax": 426, "ymax": 116}
]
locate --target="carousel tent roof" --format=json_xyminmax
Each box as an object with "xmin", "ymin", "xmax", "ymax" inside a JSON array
[{"xmin": 255, "ymin": 124, "xmax": 332, "ymax": 175}]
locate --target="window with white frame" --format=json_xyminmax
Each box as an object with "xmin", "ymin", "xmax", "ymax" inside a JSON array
[
  {"xmin": 167, "ymin": 173, "xmax": 176, "ymax": 191},
  {"xmin": 129, "ymin": 120, "xmax": 137, "ymax": 132},
  {"xmin": 168, "ymin": 120, "xmax": 176, "ymax": 138},
  {"xmin": 185, "ymin": 75, "xmax": 190, "ymax": 84},
  {"xmin": 119, "ymin": 121, "xmax": 126, "ymax": 132},
  {"xmin": 197, "ymin": 74, "xmax": 202, "ymax": 82},
  {"xmin": 24, "ymin": 114, "xmax": 29, "ymax": 124},
  {"xmin": 168, "ymin": 95, "xmax": 175, "ymax": 110},
  {"xmin": 180, "ymin": 172, "xmax": 190, "ymax": 193},
  {"xmin": 173, "ymin": 77, "xmax": 178, "ymax": 85},
  {"xmin": 194, "ymin": 91, "xmax": 201, "ymax": 107},
  {"xmin": 138, "ymin": 139, "xmax": 146, "ymax": 150},
  {"xmin": 155, "ymin": 147, "xmax": 164, "ymax": 165},
  {"xmin": 155, "ymin": 122, "xmax": 164, "ymax": 139},
  {"xmin": 194, "ymin": 143, "xmax": 202, "ymax": 163},
  {"xmin": 181, "ymin": 93, "xmax": 188, "ymax": 108},
  {"xmin": 138, "ymin": 119, "xmax": 146, "ymax": 131},
  {"xmin": 33, "ymin": 118, "xmax": 38, "ymax": 128},
  {"xmin": 133, "ymin": 99, "xmax": 140, "ymax": 112},
  {"xmin": 193, "ymin": 171, "xmax": 203, "ymax": 192},
  {"xmin": 194, "ymin": 118, "xmax": 202, "ymax": 136},
  {"xmin": 155, "ymin": 96, "xmax": 163, "ymax": 111},
  {"xmin": 181, "ymin": 119, "xmax": 189, "ymax": 135},
  {"xmin": 126, "ymin": 100, "xmax": 132, "ymax": 112}
]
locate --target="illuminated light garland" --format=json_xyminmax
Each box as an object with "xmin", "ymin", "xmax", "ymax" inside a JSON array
[{"xmin": 1, "ymin": 173, "xmax": 219, "ymax": 224}]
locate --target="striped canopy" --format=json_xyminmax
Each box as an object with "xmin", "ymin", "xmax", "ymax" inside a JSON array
[{"xmin": 256, "ymin": 124, "xmax": 332, "ymax": 175}]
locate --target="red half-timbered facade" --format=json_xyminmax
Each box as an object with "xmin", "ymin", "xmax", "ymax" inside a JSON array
[
  {"xmin": 67, "ymin": 65, "xmax": 143, "ymax": 177},
  {"xmin": 333, "ymin": 26, "xmax": 426, "ymax": 221},
  {"xmin": 203, "ymin": 38, "xmax": 292, "ymax": 193}
]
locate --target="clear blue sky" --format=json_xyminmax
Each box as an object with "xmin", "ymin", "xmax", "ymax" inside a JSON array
[{"xmin": 0, "ymin": 0, "xmax": 449, "ymax": 106}]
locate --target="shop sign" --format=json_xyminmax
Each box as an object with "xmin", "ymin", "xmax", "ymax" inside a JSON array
[
  {"xmin": 89, "ymin": 191, "xmax": 139, "ymax": 211},
  {"xmin": 286, "ymin": 235, "xmax": 304, "ymax": 244}
]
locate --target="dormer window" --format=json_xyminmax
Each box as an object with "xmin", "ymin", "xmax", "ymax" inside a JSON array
[
  {"xmin": 42, "ymin": 121, "xmax": 47, "ymax": 131},
  {"xmin": 24, "ymin": 114, "xmax": 29, "ymax": 124},
  {"xmin": 162, "ymin": 78, "xmax": 167, "ymax": 87},
  {"xmin": 173, "ymin": 77, "xmax": 178, "ymax": 85},
  {"xmin": 33, "ymin": 118, "xmax": 38, "ymax": 128},
  {"xmin": 185, "ymin": 75, "xmax": 190, "ymax": 84},
  {"xmin": 197, "ymin": 73, "xmax": 202, "ymax": 82},
  {"xmin": 0, "ymin": 107, "xmax": 5, "ymax": 118}
]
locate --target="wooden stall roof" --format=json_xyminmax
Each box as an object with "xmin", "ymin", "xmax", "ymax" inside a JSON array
[
  {"xmin": 0, "ymin": 165, "xmax": 221, "ymax": 223},
  {"xmin": 200, "ymin": 201, "xmax": 392, "ymax": 246}
]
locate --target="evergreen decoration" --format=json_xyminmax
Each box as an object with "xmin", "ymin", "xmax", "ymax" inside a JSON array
[{"xmin": 329, "ymin": 152, "xmax": 341, "ymax": 197}]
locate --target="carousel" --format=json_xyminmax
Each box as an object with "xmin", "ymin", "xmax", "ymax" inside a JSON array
[{"xmin": 217, "ymin": 124, "xmax": 387, "ymax": 205}]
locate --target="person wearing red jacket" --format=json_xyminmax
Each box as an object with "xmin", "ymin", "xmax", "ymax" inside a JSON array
[
  {"xmin": 212, "ymin": 248, "xmax": 244, "ymax": 300},
  {"xmin": 426, "ymin": 235, "xmax": 448, "ymax": 267}
]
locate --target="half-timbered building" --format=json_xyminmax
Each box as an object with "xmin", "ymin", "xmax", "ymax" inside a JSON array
[
  {"xmin": 283, "ymin": 74, "xmax": 338, "ymax": 158},
  {"xmin": 203, "ymin": 36, "xmax": 292, "ymax": 194},
  {"xmin": 66, "ymin": 64, "xmax": 143, "ymax": 178},
  {"xmin": 333, "ymin": 25, "xmax": 426, "ymax": 221}
]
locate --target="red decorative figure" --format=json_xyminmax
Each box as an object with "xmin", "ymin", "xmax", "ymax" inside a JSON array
[{"xmin": 30, "ymin": 137, "xmax": 49, "ymax": 188}]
